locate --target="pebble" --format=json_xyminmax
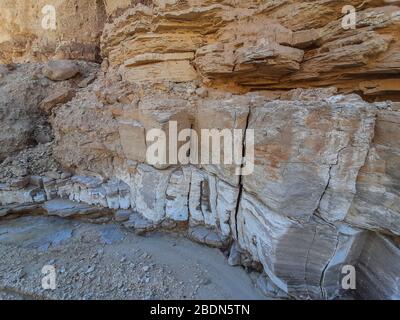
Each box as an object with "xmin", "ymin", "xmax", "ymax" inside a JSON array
[
  {"xmin": 86, "ymin": 265, "xmax": 95, "ymax": 274},
  {"xmin": 142, "ymin": 266, "xmax": 150, "ymax": 272}
]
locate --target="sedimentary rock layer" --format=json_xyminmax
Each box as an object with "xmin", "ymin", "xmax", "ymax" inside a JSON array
[{"xmin": 0, "ymin": 0, "xmax": 399, "ymax": 300}]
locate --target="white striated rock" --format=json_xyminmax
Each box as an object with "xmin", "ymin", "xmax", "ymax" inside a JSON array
[
  {"xmin": 236, "ymin": 191, "xmax": 369, "ymax": 299},
  {"xmin": 356, "ymin": 234, "xmax": 400, "ymax": 300},
  {"xmin": 216, "ymin": 180, "xmax": 239, "ymax": 238},
  {"xmin": 133, "ymin": 164, "xmax": 173, "ymax": 222},
  {"xmin": 0, "ymin": 187, "xmax": 40, "ymax": 205},
  {"xmin": 165, "ymin": 167, "xmax": 191, "ymax": 222},
  {"xmin": 188, "ymin": 168, "xmax": 217, "ymax": 227}
]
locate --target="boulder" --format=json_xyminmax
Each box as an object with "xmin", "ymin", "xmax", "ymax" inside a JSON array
[{"xmin": 42, "ymin": 60, "xmax": 80, "ymax": 81}]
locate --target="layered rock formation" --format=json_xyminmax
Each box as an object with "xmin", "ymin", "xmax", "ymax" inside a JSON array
[
  {"xmin": 101, "ymin": 0, "xmax": 400, "ymax": 100},
  {"xmin": 0, "ymin": 0, "xmax": 105, "ymax": 63},
  {"xmin": 0, "ymin": 0, "xmax": 399, "ymax": 300}
]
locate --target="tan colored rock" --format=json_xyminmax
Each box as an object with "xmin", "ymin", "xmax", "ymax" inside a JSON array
[
  {"xmin": 194, "ymin": 96, "xmax": 251, "ymax": 186},
  {"xmin": 39, "ymin": 88, "xmax": 76, "ymax": 113},
  {"xmin": 346, "ymin": 109, "xmax": 400, "ymax": 236},
  {"xmin": 244, "ymin": 94, "xmax": 376, "ymax": 222},
  {"xmin": 99, "ymin": 1, "xmax": 400, "ymax": 99},
  {"xmin": 118, "ymin": 95, "xmax": 193, "ymax": 168},
  {"xmin": 124, "ymin": 52, "xmax": 195, "ymax": 67},
  {"xmin": 123, "ymin": 60, "xmax": 198, "ymax": 83},
  {"xmin": 0, "ymin": 0, "xmax": 106, "ymax": 63}
]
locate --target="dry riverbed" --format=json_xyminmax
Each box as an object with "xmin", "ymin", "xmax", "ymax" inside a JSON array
[{"xmin": 0, "ymin": 216, "xmax": 265, "ymax": 300}]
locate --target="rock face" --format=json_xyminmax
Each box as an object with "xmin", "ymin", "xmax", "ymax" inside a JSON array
[
  {"xmin": 0, "ymin": 0, "xmax": 400, "ymax": 300},
  {"xmin": 100, "ymin": 0, "xmax": 400, "ymax": 100},
  {"xmin": 0, "ymin": 61, "xmax": 98, "ymax": 163},
  {"xmin": 346, "ymin": 108, "xmax": 400, "ymax": 236},
  {"xmin": 0, "ymin": 0, "xmax": 106, "ymax": 63}
]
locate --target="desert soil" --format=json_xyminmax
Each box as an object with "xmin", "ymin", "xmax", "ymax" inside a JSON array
[{"xmin": 0, "ymin": 215, "xmax": 265, "ymax": 300}]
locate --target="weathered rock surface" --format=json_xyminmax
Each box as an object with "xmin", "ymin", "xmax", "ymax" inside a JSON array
[
  {"xmin": 0, "ymin": 0, "xmax": 106, "ymax": 63},
  {"xmin": 356, "ymin": 233, "xmax": 400, "ymax": 299},
  {"xmin": 39, "ymin": 88, "xmax": 76, "ymax": 113},
  {"xmin": 1, "ymin": 0, "xmax": 400, "ymax": 300},
  {"xmin": 0, "ymin": 62, "xmax": 98, "ymax": 163},
  {"xmin": 346, "ymin": 108, "xmax": 400, "ymax": 236},
  {"xmin": 245, "ymin": 94, "xmax": 376, "ymax": 222},
  {"xmin": 100, "ymin": 1, "xmax": 400, "ymax": 100}
]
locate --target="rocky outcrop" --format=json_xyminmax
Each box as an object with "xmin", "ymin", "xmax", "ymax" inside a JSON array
[
  {"xmin": 0, "ymin": 62, "xmax": 98, "ymax": 163},
  {"xmin": 101, "ymin": 1, "xmax": 400, "ymax": 100},
  {"xmin": 0, "ymin": 0, "xmax": 399, "ymax": 300},
  {"xmin": 356, "ymin": 233, "xmax": 400, "ymax": 300},
  {"xmin": 0, "ymin": 0, "xmax": 106, "ymax": 64},
  {"xmin": 346, "ymin": 106, "xmax": 400, "ymax": 236}
]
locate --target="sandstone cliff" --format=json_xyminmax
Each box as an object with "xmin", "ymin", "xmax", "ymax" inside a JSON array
[{"xmin": 0, "ymin": 0, "xmax": 399, "ymax": 300}]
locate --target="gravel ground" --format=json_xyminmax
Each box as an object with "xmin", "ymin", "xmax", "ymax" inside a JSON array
[{"xmin": 0, "ymin": 216, "xmax": 265, "ymax": 300}]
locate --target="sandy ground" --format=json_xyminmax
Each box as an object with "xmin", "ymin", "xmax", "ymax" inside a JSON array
[{"xmin": 0, "ymin": 216, "xmax": 265, "ymax": 300}]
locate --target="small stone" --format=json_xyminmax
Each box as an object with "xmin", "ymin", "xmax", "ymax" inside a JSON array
[
  {"xmin": 60, "ymin": 172, "xmax": 72, "ymax": 179},
  {"xmin": 44, "ymin": 172, "xmax": 61, "ymax": 180},
  {"xmin": 101, "ymin": 59, "xmax": 109, "ymax": 72},
  {"xmin": 228, "ymin": 243, "xmax": 242, "ymax": 266},
  {"xmin": 123, "ymin": 212, "xmax": 156, "ymax": 235},
  {"xmin": 196, "ymin": 87, "xmax": 208, "ymax": 98},
  {"xmin": 86, "ymin": 265, "xmax": 95, "ymax": 274},
  {"xmin": 142, "ymin": 266, "xmax": 150, "ymax": 272},
  {"xmin": 42, "ymin": 60, "xmax": 80, "ymax": 81},
  {"xmin": 188, "ymin": 226, "xmax": 209, "ymax": 243},
  {"xmin": 205, "ymin": 231, "xmax": 226, "ymax": 248},
  {"xmin": 39, "ymin": 89, "xmax": 76, "ymax": 113},
  {"xmin": 114, "ymin": 209, "xmax": 132, "ymax": 222}
]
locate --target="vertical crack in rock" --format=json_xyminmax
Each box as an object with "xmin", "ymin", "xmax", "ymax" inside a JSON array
[
  {"xmin": 234, "ymin": 108, "xmax": 251, "ymax": 240},
  {"xmin": 314, "ymin": 146, "xmax": 346, "ymax": 217},
  {"xmin": 315, "ymin": 165, "xmax": 333, "ymax": 215},
  {"xmin": 319, "ymin": 232, "xmax": 340, "ymax": 299}
]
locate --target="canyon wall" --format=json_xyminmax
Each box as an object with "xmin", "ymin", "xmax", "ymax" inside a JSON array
[{"xmin": 0, "ymin": 0, "xmax": 399, "ymax": 299}]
